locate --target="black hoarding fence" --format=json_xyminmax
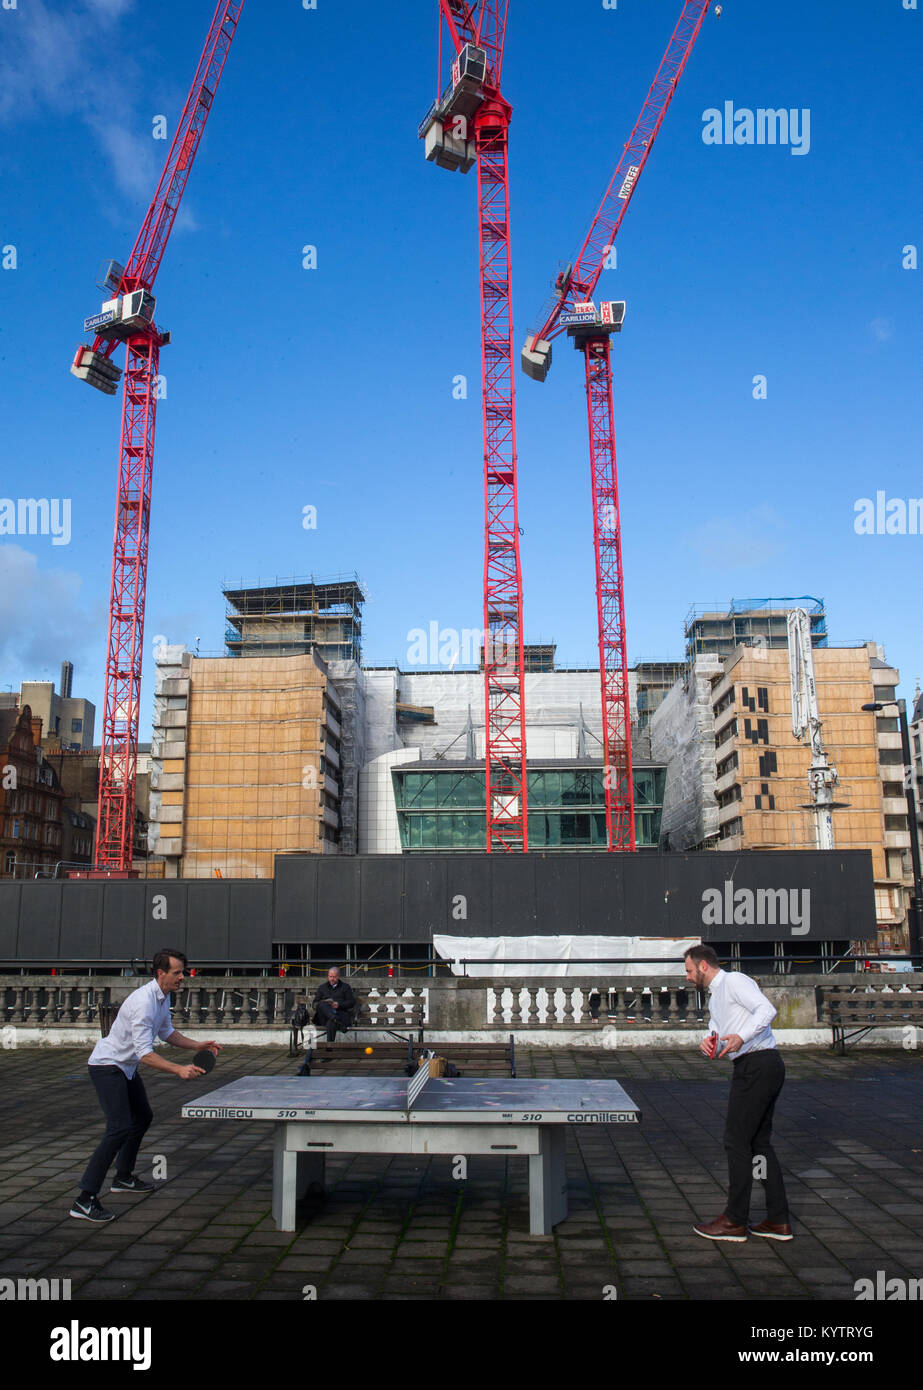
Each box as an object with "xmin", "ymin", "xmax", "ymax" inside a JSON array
[
  {"xmin": 0, "ymin": 849, "xmax": 879, "ymax": 965},
  {"xmin": 0, "ymin": 953, "xmax": 903, "ymax": 978},
  {"xmin": 274, "ymin": 850, "xmax": 875, "ymax": 942}
]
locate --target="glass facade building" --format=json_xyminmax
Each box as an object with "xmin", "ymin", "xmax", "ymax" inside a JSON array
[{"xmin": 392, "ymin": 762, "xmax": 666, "ymax": 852}]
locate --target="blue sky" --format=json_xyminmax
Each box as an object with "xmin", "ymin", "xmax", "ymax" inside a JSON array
[{"xmin": 0, "ymin": 0, "xmax": 921, "ymax": 740}]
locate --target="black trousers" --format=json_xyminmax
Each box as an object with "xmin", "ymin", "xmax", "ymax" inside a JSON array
[
  {"xmin": 314, "ymin": 1002, "xmax": 353, "ymax": 1042},
  {"xmin": 724, "ymin": 1049, "xmax": 788, "ymax": 1226},
  {"xmin": 80, "ymin": 1065, "xmax": 154, "ymax": 1195}
]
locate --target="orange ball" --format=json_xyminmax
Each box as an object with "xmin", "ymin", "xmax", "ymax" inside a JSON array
[{"xmin": 364, "ymin": 1047, "xmax": 374, "ymax": 1055}]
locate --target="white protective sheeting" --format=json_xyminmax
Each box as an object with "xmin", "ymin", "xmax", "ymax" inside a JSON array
[
  {"xmin": 650, "ymin": 656, "xmax": 721, "ymax": 850},
  {"xmin": 328, "ymin": 660, "xmax": 367, "ymax": 856},
  {"xmin": 433, "ymin": 934, "xmax": 701, "ymax": 977},
  {"xmin": 362, "ymin": 669, "xmax": 403, "ymax": 763},
  {"xmin": 362, "ymin": 668, "xmax": 638, "ymax": 763}
]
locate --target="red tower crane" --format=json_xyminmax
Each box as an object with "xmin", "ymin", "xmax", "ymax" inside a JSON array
[
  {"xmin": 419, "ymin": 2, "xmax": 528, "ymax": 853},
  {"xmin": 521, "ymin": 0, "xmax": 714, "ymax": 851},
  {"xmin": 71, "ymin": 2, "xmax": 243, "ymax": 872}
]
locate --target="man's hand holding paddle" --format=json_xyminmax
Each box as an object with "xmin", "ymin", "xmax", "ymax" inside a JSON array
[
  {"xmin": 700, "ymin": 1031, "xmax": 744, "ymax": 1060},
  {"xmin": 166, "ymin": 1035, "xmax": 221, "ymax": 1080}
]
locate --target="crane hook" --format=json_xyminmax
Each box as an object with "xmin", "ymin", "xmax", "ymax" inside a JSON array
[{"xmin": 715, "ymin": 4, "xmax": 723, "ymax": 16}]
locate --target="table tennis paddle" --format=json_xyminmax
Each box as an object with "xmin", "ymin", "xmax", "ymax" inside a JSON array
[{"xmin": 193, "ymin": 1049, "xmax": 216, "ymax": 1074}]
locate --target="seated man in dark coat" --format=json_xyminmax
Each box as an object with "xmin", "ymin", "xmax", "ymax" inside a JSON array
[{"xmin": 313, "ymin": 967, "xmax": 357, "ymax": 1043}]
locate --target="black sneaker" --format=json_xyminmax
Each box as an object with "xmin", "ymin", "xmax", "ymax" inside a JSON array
[
  {"xmin": 70, "ymin": 1195, "xmax": 116, "ymax": 1223},
  {"xmin": 109, "ymin": 1174, "xmax": 155, "ymax": 1194}
]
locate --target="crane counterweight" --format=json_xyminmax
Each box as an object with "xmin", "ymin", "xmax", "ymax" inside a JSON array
[{"xmin": 419, "ymin": 41, "xmax": 487, "ymax": 173}]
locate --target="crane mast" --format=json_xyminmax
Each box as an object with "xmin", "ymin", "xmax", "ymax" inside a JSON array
[
  {"xmin": 521, "ymin": 0, "xmax": 713, "ymax": 852},
  {"xmin": 419, "ymin": 1, "xmax": 528, "ymax": 853},
  {"xmin": 787, "ymin": 608, "xmax": 842, "ymax": 852},
  {"xmin": 71, "ymin": 1, "xmax": 243, "ymax": 872}
]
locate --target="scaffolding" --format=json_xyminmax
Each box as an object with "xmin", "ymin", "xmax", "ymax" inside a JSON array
[
  {"xmin": 223, "ymin": 575, "xmax": 365, "ymax": 664},
  {"xmin": 684, "ymin": 597, "xmax": 827, "ymax": 669}
]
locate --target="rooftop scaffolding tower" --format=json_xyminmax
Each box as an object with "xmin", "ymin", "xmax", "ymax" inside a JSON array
[{"xmin": 223, "ymin": 576, "xmax": 365, "ymax": 663}]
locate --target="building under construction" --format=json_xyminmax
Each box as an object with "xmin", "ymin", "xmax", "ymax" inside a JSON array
[
  {"xmin": 684, "ymin": 598, "xmax": 828, "ymax": 668},
  {"xmin": 223, "ymin": 577, "xmax": 364, "ymax": 663}
]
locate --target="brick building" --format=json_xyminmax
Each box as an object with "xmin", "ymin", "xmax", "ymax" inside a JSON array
[{"xmin": 0, "ymin": 707, "xmax": 66, "ymax": 878}]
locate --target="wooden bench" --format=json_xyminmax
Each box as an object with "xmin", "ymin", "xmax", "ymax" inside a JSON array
[
  {"xmin": 97, "ymin": 1001, "xmax": 121, "ymax": 1037},
  {"xmin": 817, "ymin": 983, "xmax": 923, "ymax": 1054},
  {"xmin": 290, "ymin": 988, "xmax": 426, "ymax": 1056},
  {"xmin": 297, "ymin": 1035, "xmax": 517, "ymax": 1079}
]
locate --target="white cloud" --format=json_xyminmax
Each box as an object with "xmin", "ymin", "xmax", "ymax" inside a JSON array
[
  {"xmin": 0, "ymin": 1, "xmax": 86, "ymax": 123},
  {"xmin": 0, "ymin": 0, "xmax": 199, "ymax": 229},
  {"xmin": 83, "ymin": 0, "xmax": 135, "ymax": 17},
  {"xmin": 88, "ymin": 119, "xmax": 160, "ymax": 204},
  {"xmin": 685, "ymin": 504, "xmax": 787, "ymax": 568},
  {"xmin": 0, "ymin": 546, "xmax": 103, "ymax": 675},
  {"xmin": 869, "ymin": 317, "xmax": 894, "ymax": 344}
]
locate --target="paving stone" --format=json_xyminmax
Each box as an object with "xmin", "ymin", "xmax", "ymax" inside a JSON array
[
  {"xmin": 141, "ymin": 1269, "xmax": 212, "ymax": 1290},
  {"xmin": 442, "ymin": 1243, "xmax": 496, "ymax": 1261},
  {"xmin": 322, "ymin": 1263, "xmax": 386, "ymax": 1283},
  {"xmin": 196, "ymin": 1281, "xmax": 257, "ymax": 1298},
  {"xmin": 333, "ymin": 1249, "xmax": 393, "ymax": 1266},
  {"xmin": 169, "ymin": 1254, "xmax": 225, "ymax": 1271},
  {"xmin": 389, "ymin": 1241, "xmax": 447, "ymax": 1257},
  {"xmin": 276, "ymin": 1255, "xmax": 336, "ymax": 1273},
  {"xmin": 4, "ymin": 1043, "xmax": 923, "ymax": 1303},
  {"xmin": 319, "ymin": 1284, "xmax": 379, "ymax": 1300},
  {"xmin": 441, "ymin": 1283, "xmax": 497, "ymax": 1299},
  {"xmin": 502, "ymin": 1274, "xmax": 562, "ymax": 1293},
  {"xmin": 75, "ymin": 1278, "xmax": 141, "ymax": 1297}
]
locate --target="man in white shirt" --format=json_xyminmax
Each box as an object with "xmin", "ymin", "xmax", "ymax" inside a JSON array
[
  {"xmin": 70, "ymin": 949, "xmax": 220, "ymax": 1223},
  {"xmin": 684, "ymin": 943, "xmax": 792, "ymax": 1243}
]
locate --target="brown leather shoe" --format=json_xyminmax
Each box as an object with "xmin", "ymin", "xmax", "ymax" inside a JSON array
[
  {"xmin": 748, "ymin": 1219, "xmax": 793, "ymax": 1241},
  {"xmin": 693, "ymin": 1214, "xmax": 748, "ymax": 1241}
]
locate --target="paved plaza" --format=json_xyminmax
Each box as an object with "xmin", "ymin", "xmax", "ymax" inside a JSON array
[{"xmin": 1, "ymin": 1045, "xmax": 921, "ymax": 1302}]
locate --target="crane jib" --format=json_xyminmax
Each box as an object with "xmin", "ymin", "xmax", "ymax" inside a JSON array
[
  {"xmin": 79, "ymin": 0, "xmax": 244, "ymax": 871},
  {"xmin": 529, "ymin": 0, "xmax": 712, "ymax": 346}
]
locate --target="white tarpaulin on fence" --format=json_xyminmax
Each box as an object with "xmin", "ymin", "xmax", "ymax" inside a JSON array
[{"xmin": 432, "ymin": 935, "xmax": 701, "ymax": 978}]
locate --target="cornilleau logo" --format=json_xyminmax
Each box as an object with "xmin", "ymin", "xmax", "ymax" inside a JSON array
[
  {"xmin": 701, "ymin": 881, "xmax": 810, "ymax": 936},
  {"xmin": 184, "ymin": 1107, "xmax": 253, "ymax": 1119}
]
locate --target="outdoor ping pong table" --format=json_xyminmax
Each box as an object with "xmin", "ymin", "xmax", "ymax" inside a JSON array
[{"xmin": 182, "ymin": 1069, "xmax": 641, "ymax": 1235}]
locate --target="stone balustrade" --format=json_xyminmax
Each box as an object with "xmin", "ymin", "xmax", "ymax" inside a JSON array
[
  {"xmin": 1, "ymin": 972, "xmax": 920, "ymax": 1042},
  {"xmin": 486, "ymin": 981, "xmax": 710, "ymax": 1028},
  {"xmin": 0, "ymin": 977, "xmax": 429, "ymax": 1030}
]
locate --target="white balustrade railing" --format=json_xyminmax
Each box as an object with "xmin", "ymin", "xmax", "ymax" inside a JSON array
[{"xmin": 486, "ymin": 981, "xmax": 711, "ymax": 1028}]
